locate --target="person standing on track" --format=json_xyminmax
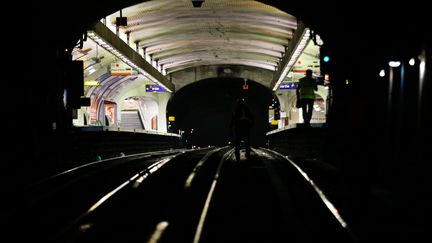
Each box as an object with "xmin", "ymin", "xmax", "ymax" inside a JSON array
[{"xmin": 230, "ymin": 98, "xmax": 254, "ymax": 162}]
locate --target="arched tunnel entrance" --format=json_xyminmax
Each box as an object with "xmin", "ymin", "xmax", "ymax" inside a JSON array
[
  {"xmin": 18, "ymin": 1, "xmax": 431, "ymax": 242},
  {"xmin": 167, "ymin": 78, "xmax": 273, "ymax": 148}
]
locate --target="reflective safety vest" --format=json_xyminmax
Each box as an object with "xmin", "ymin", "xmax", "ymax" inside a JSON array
[{"xmin": 298, "ymin": 76, "xmax": 317, "ymax": 99}]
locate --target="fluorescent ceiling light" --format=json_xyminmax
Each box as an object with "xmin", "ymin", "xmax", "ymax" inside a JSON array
[
  {"xmin": 87, "ymin": 31, "xmax": 172, "ymax": 92},
  {"xmin": 273, "ymin": 28, "xmax": 311, "ymax": 91}
]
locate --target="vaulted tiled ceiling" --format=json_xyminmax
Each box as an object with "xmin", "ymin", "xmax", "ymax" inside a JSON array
[{"xmin": 106, "ymin": 0, "xmax": 297, "ymax": 75}]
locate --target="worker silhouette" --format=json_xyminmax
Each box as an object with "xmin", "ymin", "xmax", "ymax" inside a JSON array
[
  {"xmin": 230, "ymin": 98, "xmax": 254, "ymax": 162},
  {"xmin": 296, "ymin": 69, "xmax": 318, "ymax": 125}
]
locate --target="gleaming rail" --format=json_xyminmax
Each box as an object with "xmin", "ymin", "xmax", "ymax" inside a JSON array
[{"xmin": 5, "ymin": 147, "xmax": 359, "ymax": 243}]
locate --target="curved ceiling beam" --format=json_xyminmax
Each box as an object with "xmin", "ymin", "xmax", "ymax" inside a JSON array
[
  {"xmin": 158, "ymin": 51, "xmax": 280, "ymax": 66},
  {"xmin": 135, "ymin": 30, "xmax": 291, "ymax": 49},
  {"xmin": 114, "ymin": 2, "xmax": 296, "ymax": 27},
  {"xmin": 152, "ymin": 45, "xmax": 283, "ymax": 60},
  {"xmin": 129, "ymin": 22, "xmax": 293, "ymax": 45},
  {"xmin": 165, "ymin": 59, "xmax": 277, "ymax": 74},
  {"xmin": 145, "ymin": 38, "xmax": 286, "ymax": 55},
  {"xmin": 125, "ymin": 11, "xmax": 295, "ymax": 26},
  {"xmin": 123, "ymin": 8, "xmax": 296, "ymax": 26}
]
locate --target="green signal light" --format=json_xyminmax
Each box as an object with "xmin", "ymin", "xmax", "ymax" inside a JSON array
[{"xmin": 323, "ymin": 56, "xmax": 330, "ymax": 62}]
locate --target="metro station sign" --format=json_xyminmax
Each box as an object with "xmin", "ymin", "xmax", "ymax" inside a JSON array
[
  {"xmin": 146, "ymin": 84, "xmax": 166, "ymax": 92},
  {"xmin": 279, "ymin": 82, "xmax": 298, "ymax": 90}
]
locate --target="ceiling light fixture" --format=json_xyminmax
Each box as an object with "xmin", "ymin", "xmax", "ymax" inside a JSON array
[{"xmin": 272, "ymin": 28, "xmax": 311, "ymax": 91}]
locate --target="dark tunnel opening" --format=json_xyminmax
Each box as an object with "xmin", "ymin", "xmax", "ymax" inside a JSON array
[{"xmin": 167, "ymin": 78, "xmax": 273, "ymax": 148}]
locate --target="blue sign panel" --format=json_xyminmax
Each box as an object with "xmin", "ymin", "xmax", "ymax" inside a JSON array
[
  {"xmin": 146, "ymin": 84, "xmax": 166, "ymax": 92},
  {"xmin": 279, "ymin": 82, "xmax": 298, "ymax": 90}
]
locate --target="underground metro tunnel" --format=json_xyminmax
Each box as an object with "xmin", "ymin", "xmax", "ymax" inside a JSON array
[{"xmin": 8, "ymin": 0, "xmax": 431, "ymax": 242}]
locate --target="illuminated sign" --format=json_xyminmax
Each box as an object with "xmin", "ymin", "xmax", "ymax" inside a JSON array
[
  {"xmin": 146, "ymin": 84, "xmax": 166, "ymax": 92},
  {"xmin": 168, "ymin": 116, "xmax": 175, "ymax": 121},
  {"xmin": 109, "ymin": 62, "xmax": 134, "ymax": 76},
  {"xmin": 279, "ymin": 82, "xmax": 298, "ymax": 90},
  {"xmin": 84, "ymin": 80, "xmax": 100, "ymax": 86}
]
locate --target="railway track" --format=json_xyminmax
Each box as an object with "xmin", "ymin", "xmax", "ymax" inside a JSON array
[{"xmin": 4, "ymin": 147, "xmax": 358, "ymax": 243}]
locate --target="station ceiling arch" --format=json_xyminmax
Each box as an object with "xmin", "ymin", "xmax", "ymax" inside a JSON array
[
  {"xmin": 105, "ymin": 0, "xmax": 297, "ymax": 75},
  {"xmin": 73, "ymin": 0, "xmax": 323, "ymax": 94}
]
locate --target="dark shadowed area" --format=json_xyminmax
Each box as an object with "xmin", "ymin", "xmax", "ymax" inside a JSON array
[{"xmin": 167, "ymin": 78, "xmax": 273, "ymax": 148}]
